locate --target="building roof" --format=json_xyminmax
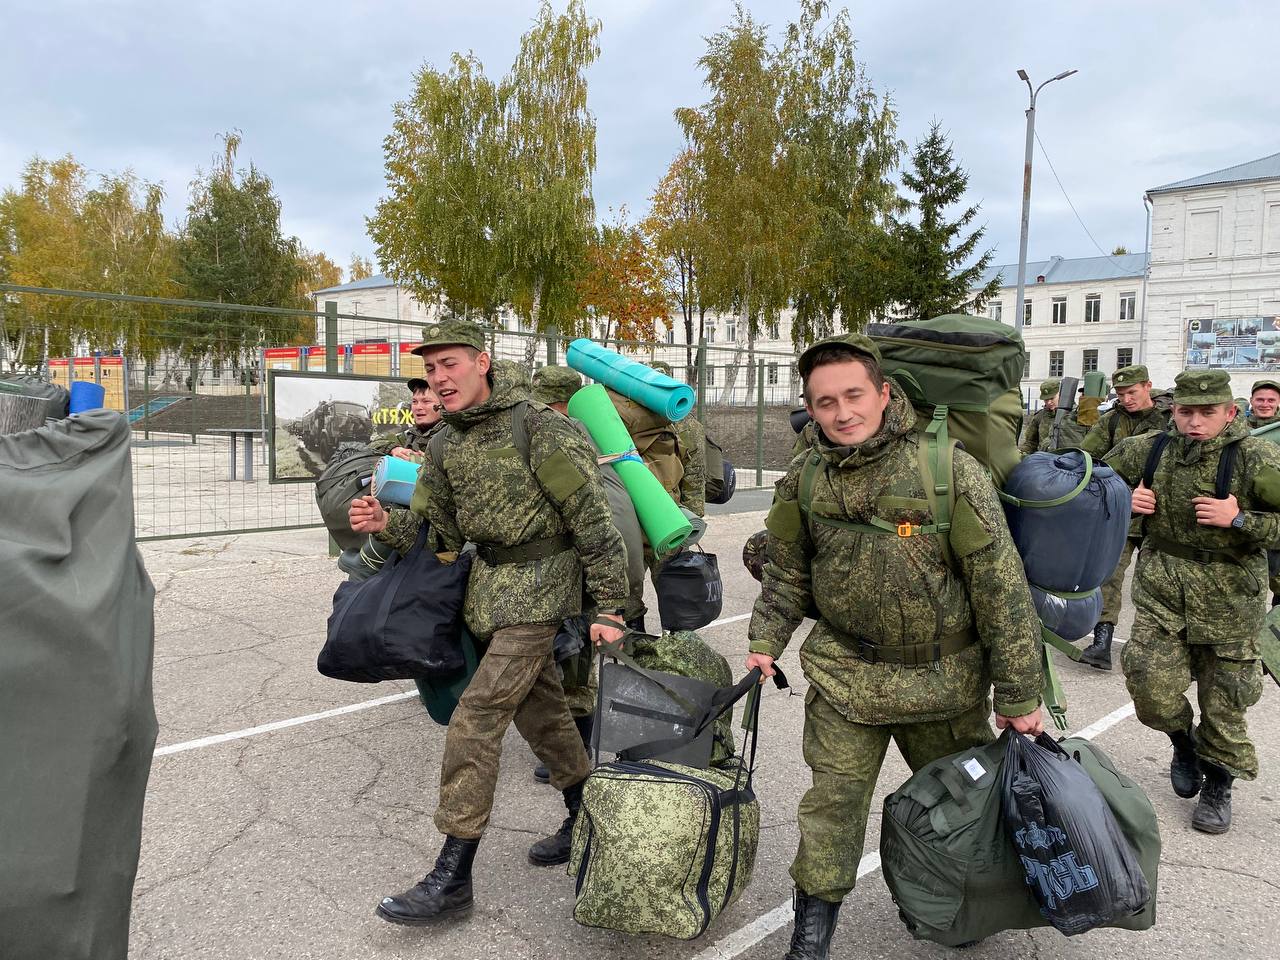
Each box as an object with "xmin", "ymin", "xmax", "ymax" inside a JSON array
[
  {"xmin": 974, "ymin": 252, "xmax": 1149, "ymax": 290},
  {"xmin": 311, "ymin": 273, "xmax": 396, "ymax": 296},
  {"xmin": 1147, "ymin": 151, "xmax": 1280, "ymax": 196}
]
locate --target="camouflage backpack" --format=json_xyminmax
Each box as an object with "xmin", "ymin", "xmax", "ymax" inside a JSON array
[{"xmin": 607, "ymin": 389, "xmax": 685, "ymax": 499}]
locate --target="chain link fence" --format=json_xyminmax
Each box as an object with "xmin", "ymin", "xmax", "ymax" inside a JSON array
[{"xmin": 1, "ymin": 284, "xmax": 802, "ymax": 540}]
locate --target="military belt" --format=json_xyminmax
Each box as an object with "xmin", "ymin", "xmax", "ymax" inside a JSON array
[
  {"xmin": 1144, "ymin": 534, "xmax": 1254, "ymax": 568},
  {"xmin": 474, "ymin": 533, "xmax": 573, "ymax": 566},
  {"xmin": 834, "ymin": 627, "xmax": 978, "ymax": 667}
]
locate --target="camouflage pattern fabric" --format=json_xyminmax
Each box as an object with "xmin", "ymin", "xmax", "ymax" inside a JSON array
[
  {"xmin": 1020, "ymin": 407, "xmax": 1086, "ymax": 454},
  {"xmin": 748, "ymin": 385, "xmax": 1043, "ymax": 726},
  {"xmin": 369, "ymin": 422, "xmax": 432, "ymax": 457},
  {"xmin": 1082, "ymin": 403, "xmax": 1170, "ymax": 461},
  {"xmin": 1098, "ymin": 539, "xmax": 1137, "ymax": 627},
  {"xmin": 1104, "ymin": 418, "xmax": 1280, "ymax": 779},
  {"xmin": 1247, "ymin": 413, "xmax": 1280, "ymax": 430},
  {"xmin": 532, "ymin": 364, "xmax": 583, "ymax": 405},
  {"xmin": 674, "ymin": 414, "xmax": 707, "ymax": 517},
  {"xmin": 409, "ymin": 362, "xmax": 628, "ymax": 639},
  {"xmin": 564, "ymin": 661, "xmax": 598, "ymax": 718},
  {"xmin": 792, "ymin": 688, "xmax": 994, "ymax": 902},
  {"xmin": 435, "ymin": 622, "xmax": 591, "ymax": 838},
  {"xmin": 372, "ymin": 422, "xmax": 442, "ymax": 554},
  {"xmin": 743, "ymin": 529, "xmax": 768, "ymax": 582}
]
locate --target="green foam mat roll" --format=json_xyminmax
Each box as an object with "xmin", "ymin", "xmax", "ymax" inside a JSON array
[{"xmin": 567, "ymin": 384, "xmax": 692, "ymax": 556}]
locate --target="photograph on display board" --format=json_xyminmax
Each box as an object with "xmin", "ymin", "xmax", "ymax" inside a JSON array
[
  {"xmin": 268, "ymin": 370, "xmax": 415, "ymax": 482},
  {"xmin": 1262, "ymin": 347, "xmax": 1280, "ymax": 368},
  {"xmin": 1236, "ymin": 345, "xmax": 1262, "ymax": 367},
  {"xmin": 1191, "ymin": 331, "xmax": 1217, "ymax": 350},
  {"xmin": 1256, "ymin": 330, "xmax": 1280, "ymax": 348},
  {"xmin": 1187, "ymin": 348, "xmax": 1210, "ymax": 366},
  {"xmin": 1209, "ymin": 346, "xmax": 1235, "ymax": 367}
]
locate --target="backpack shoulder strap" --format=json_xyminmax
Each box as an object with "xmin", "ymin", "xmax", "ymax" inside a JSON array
[
  {"xmin": 1141, "ymin": 431, "xmax": 1173, "ymax": 489},
  {"xmin": 1216, "ymin": 437, "xmax": 1242, "ymax": 500},
  {"xmin": 917, "ymin": 406, "xmax": 958, "ymax": 572},
  {"xmin": 510, "ymin": 398, "xmax": 533, "ymax": 467},
  {"xmin": 427, "ymin": 424, "xmax": 454, "ymax": 473}
]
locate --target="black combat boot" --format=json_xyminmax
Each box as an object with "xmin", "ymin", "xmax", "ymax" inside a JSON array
[
  {"xmin": 1192, "ymin": 763, "xmax": 1234, "ymax": 834},
  {"xmin": 375, "ymin": 835, "xmax": 479, "ymax": 925},
  {"xmin": 1080, "ymin": 622, "xmax": 1114, "ymax": 670},
  {"xmin": 783, "ymin": 888, "xmax": 841, "ymax": 960},
  {"xmin": 1169, "ymin": 728, "xmax": 1202, "ymax": 799},
  {"xmin": 528, "ymin": 778, "xmax": 585, "ymax": 866},
  {"xmin": 534, "ymin": 714, "xmax": 595, "ymax": 783}
]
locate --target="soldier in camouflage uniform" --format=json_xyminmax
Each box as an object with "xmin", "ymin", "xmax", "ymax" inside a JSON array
[
  {"xmin": 352, "ymin": 319, "xmax": 629, "ymax": 926},
  {"xmin": 1104, "ymin": 368, "xmax": 1280, "ymax": 834},
  {"xmin": 1246, "ymin": 378, "xmax": 1280, "ymax": 429},
  {"xmin": 651, "ymin": 360, "xmax": 707, "ymax": 517},
  {"xmin": 745, "ymin": 334, "xmax": 1044, "ymax": 960},
  {"xmin": 1077, "ymin": 364, "xmax": 1171, "ymax": 668},
  {"xmin": 1020, "ymin": 378, "xmax": 1086, "ymax": 453}
]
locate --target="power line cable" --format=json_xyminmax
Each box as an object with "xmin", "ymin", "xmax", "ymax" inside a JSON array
[{"xmin": 1034, "ymin": 130, "xmax": 1135, "ymax": 272}]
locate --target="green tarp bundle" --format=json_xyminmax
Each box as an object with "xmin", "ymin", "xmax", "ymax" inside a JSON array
[{"xmin": 0, "ymin": 410, "xmax": 157, "ymax": 960}]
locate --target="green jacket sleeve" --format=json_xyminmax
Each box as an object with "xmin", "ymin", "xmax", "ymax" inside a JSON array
[
  {"xmin": 374, "ymin": 505, "xmax": 424, "ymax": 556},
  {"xmin": 527, "ymin": 411, "xmax": 629, "ymax": 611},
  {"xmin": 678, "ymin": 419, "xmax": 706, "ymax": 517},
  {"xmin": 411, "ymin": 449, "xmax": 463, "ymax": 554},
  {"xmin": 1098, "ymin": 433, "xmax": 1154, "ymax": 488},
  {"xmin": 747, "ymin": 460, "xmax": 813, "ymax": 660},
  {"xmin": 1019, "ymin": 412, "xmax": 1041, "ymax": 455},
  {"xmin": 1241, "ymin": 442, "xmax": 1280, "ymax": 546},
  {"xmin": 951, "ymin": 453, "xmax": 1043, "ymax": 717},
  {"xmin": 1080, "ymin": 416, "xmax": 1111, "ymax": 459},
  {"xmin": 369, "ymin": 431, "xmax": 406, "ymax": 456}
]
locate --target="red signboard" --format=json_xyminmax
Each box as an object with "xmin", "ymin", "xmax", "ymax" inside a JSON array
[
  {"xmin": 264, "ymin": 347, "xmax": 301, "ymax": 360},
  {"xmin": 353, "ymin": 343, "xmax": 391, "ymax": 356}
]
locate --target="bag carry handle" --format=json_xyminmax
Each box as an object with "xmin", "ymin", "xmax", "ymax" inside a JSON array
[{"xmin": 999, "ymin": 450, "xmax": 1094, "ymax": 510}]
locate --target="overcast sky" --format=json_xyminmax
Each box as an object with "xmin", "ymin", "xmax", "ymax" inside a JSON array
[{"xmin": 5, "ymin": 0, "xmax": 1278, "ymax": 281}]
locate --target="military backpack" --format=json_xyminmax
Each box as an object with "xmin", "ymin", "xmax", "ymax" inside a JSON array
[
  {"xmin": 315, "ymin": 442, "xmax": 385, "ymax": 553},
  {"xmin": 704, "ymin": 432, "xmax": 737, "ymax": 504}
]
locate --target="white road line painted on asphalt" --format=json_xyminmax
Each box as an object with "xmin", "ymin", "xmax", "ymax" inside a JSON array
[
  {"xmin": 691, "ymin": 700, "xmax": 1137, "ymax": 960},
  {"xmin": 153, "ymin": 611, "xmax": 755, "ymax": 758}
]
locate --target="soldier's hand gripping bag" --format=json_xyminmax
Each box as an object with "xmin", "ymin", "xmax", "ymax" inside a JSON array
[
  {"xmin": 1001, "ymin": 733, "xmax": 1150, "ymax": 936},
  {"xmin": 656, "ymin": 547, "xmax": 723, "ymax": 630}
]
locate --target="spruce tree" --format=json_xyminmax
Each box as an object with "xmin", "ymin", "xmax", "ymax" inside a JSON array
[{"xmin": 889, "ymin": 121, "xmax": 1000, "ymax": 322}]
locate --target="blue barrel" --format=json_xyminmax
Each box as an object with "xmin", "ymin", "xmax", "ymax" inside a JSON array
[
  {"xmin": 1031, "ymin": 585, "xmax": 1102, "ymax": 641},
  {"xmin": 1003, "ymin": 450, "xmax": 1131, "ymax": 593}
]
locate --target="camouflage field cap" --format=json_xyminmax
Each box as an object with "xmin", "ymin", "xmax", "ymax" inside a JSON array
[
  {"xmin": 1251, "ymin": 378, "xmax": 1280, "ymax": 396},
  {"xmin": 797, "ymin": 333, "xmax": 882, "ymax": 379},
  {"xmin": 1173, "ymin": 368, "xmax": 1233, "ymax": 406},
  {"xmin": 1039, "ymin": 378, "xmax": 1062, "ymax": 400},
  {"xmin": 1112, "ymin": 364, "xmax": 1150, "ymax": 388},
  {"xmin": 531, "ymin": 365, "xmax": 583, "ymax": 404},
  {"xmin": 410, "ymin": 316, "xmax": 486, "ymax": 356},
  {"xmin": 650, "ymin": 360, "xmax": 673, "ymax": 377}
]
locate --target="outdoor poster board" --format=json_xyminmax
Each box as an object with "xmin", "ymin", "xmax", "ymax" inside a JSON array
[
  {"xmin": 263, "ymin": 347, "xmax": 302, "ymax": 372},
  {"xmin": 48, "ymin": 356, "xmax": 127, "ymax": 411},
  {"xmin": 1186, "ymin": 316, "xmax": 1280, "ymax": 369},
  {"xmin": 267, "ymin": 369, "xmax": 414, "ymax": 482},
  {"xmin": 48, "ymin": 358, "xmax": 71, "ymax": 392},
  {"xmin": 352, "ymin": 342, "xmax": 392, "ymax": 377}
]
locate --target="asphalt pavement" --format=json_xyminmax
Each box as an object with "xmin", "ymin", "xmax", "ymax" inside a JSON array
[{"xmin": 130, "ymin": 505, "xmax": 1280, "ymax": 959}]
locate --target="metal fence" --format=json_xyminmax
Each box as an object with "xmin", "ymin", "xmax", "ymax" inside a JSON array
[{"xmin": 0, "ymin": 284, "xmax": 803, "ymax": 541}]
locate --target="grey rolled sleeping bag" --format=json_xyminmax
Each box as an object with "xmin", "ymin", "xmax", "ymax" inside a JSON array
[{"xmin": 0, "ymin": 409, "xmax": 157, "ymax": 960}]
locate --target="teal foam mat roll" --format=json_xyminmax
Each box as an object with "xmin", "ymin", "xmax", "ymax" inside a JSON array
[
  {"xmin": 371, "ymin": 455, "xmax": 420, "ymax": 507},
  {"xmin": 566, "ymin": 339, "xmax": 695, "ymax": 422},
  {"xmin": 567, "ymin": 384, "xmax": 692, "ymax": 556}
]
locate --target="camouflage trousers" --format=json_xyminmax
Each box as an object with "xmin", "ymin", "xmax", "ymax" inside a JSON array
[
  {"xmin": 1099, "ymin": 538, "xmax": 1139, "ymax": 627},
  {"xmin": 792, "ymin": 687, "xmax": 995, "ymax": 903},
  {"xmin": 1121, "ymin": 624, "xmax": 1263, "ymax": 780},
  {"xmin": 435, "ymin": 623, "xmax": 592, "ymax": 839},
  {"xmin": 564, "ymin": 660, "xmax": 599, "ymax": 718}
]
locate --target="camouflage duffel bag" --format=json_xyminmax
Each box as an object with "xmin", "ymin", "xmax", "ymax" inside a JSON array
[{"xmin": 568, "ymin": 667, "xmax": 788, "ymax": 939}]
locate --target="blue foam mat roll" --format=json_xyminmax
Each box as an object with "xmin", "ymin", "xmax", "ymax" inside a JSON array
[
  {"xmin": 371, "ymin": 455, "xmax": 420, "ymax": 507},
  {"xmin": 566, "ymin": 339, "xmax": 694, "ymax": 422}
]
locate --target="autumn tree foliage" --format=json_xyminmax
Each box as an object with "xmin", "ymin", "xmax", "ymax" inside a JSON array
[
  {"xmin": 642, "ymin": 149, "xmax": 708, "ymax": 373},
  {"xmin": 577, "ymin": 210, "xmax": 672, "ymax": 344}
]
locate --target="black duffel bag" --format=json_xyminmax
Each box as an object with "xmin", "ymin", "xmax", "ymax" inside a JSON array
[
  {"xmin": 320, "ymin": 525, "xmax": 472, "ymax": 681},
  {"xmin": 656, "ymin": 548, "xmax": 723, "ymax": 631}
]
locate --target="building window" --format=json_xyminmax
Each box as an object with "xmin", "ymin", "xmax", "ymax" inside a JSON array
[
  {"xmin": 1023, "ymin": 301, "xmax": 1033, "ymax": 325},
  {"xmin": 989, "ymin": 301, "xmax": 1003, "ymax": 322},
  {"xmin": 706, "ymin": 325, "xmax": 716, "ymax": 343},
  {"xmin": 1049, "ymin": 350, "xmax": 1064, "ymax": 377},
  {"xmin": 1082, "ymin": 349, "xmax": 1098, "ymax": 374},
  {"xmin": 767, "ymin": 362, "xmax": 779, "ymax": 385},
  {"xmin": 1051, "ymin": 297, "xmax": 1067, "ymax": 324},
  {"xmin": 705, "ymin": 365, "xmax": 716, "ymax": 385},
  {"xmin": 665, "ymin": 326, "xmax": 675, "ymax": 345},
  {"xmin": 725, "ymin": 321, "xmax": 737, "ymax": 342},
  {"xmin": 1117, "ymin": 347, "xmax": 1133, "ymax": 369},
  {"xmin": 767, "ymin": 321, "xmax": 780, "ymax": 340},
  {"xmin": 1084, "ymin": 294, "xmax": 1101, "ymax": 323},
  {"xmin": 1119, "ymin": 292, "xmax": 1136, "ymax": 321},
  {"xmin": 1023, "ymin": 355, "xmax": 1030, "ymax": 378},
  {"xmin": 1188, "ymin": 209, "xmax": 1220, "ymax": 259}
]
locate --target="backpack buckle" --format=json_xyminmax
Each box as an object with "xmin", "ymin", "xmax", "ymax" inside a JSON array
[{"xmin": 897, "ymin": 522, "xmax": 914, "ymax": 538}]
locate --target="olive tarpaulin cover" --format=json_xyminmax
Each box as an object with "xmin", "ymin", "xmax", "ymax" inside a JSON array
[{"xmin": 0, "ymin": 409, "xmax": 157, "ymax": 960}]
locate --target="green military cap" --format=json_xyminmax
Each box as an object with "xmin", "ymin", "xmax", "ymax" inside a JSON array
[
  {"xmin": 531, "ymin": 364, "xmax": 583, "ymax": 404},
  {"xmin": 797, "ymin": 333, "xmax": 882, "ymax": 378},
  {"xmin": 410, "ymin": 315, "xmax": 487, "ymax": 356},
  {"xmin": 1250, "ymin": 378, "xmax": 1280, "ymax": 395},
  {"xmin": 1112, "ymin": 364, "xmax": 1150, "ymax": 388},
  {"xmin": 1039, "ymin": 378, "xmax": 1062, "ymax": 400},
  {"xmin": 1173, "ymin": 368, "xmax": 1233, "ymax": 406},
  {"xmin": 650, "ymin": 360, "xmax": 673, "ymax": 377}
]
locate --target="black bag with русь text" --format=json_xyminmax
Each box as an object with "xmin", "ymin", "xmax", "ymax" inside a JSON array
[
  {"xmin": 656, "ymin": 548, "xmax": 723, "ymax": 631},
  {"xmin": 321, "ymin": 524, "xmax": 472, "ymax": 682}
]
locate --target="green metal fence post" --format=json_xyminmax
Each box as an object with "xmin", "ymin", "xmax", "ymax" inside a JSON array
[
  {"xmin": 143, "ymin": 362, "xmax": 150, "ymax": 440},
  {"xmin": 188, "ymin": 357, "xmax": 198, "ymax": 445},
  {"xmin": 756, "ymin": 358, "xmax": 765, "ymax": 487},
  {"xmin": 325, "ymin": 301, "xmax": 339, "ymax": 374},
  {"xmin": 696, "ymin": 337, "xmax": 707, "ymax": 422},
  {"xmin": 546, "ymin": 326, "xmax": 558, "ymax": 365}
]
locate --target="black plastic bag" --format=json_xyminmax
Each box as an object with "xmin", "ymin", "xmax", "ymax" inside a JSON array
[
  {"xmin": 656, "ymin": 548, "xmax": 723, "ymax": 630},
  {"xmin": 1000, "ymin": 732, "xmax": 1150, "ymax": 935}
]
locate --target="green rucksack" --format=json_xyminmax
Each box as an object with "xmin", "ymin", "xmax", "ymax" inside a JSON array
[
  {"xmin": 880, "ymin": 732, "xmax": 1160, "ymax": 947},
  {"xmin": 315, "ymin": 442, "xmax": 385, "ymax": 553}
]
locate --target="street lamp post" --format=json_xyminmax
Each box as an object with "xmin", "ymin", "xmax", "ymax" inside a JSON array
[{"xmin": 1013, "ymin": 68, "xmax": 1078, "ymax": 334}]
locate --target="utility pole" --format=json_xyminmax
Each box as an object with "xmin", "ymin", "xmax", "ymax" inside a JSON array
[{"xmin": 1013, "ymin": 68, "xmax": 1078, "ymax": 333}]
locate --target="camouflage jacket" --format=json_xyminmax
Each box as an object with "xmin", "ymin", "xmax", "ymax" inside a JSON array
[
  {"xmin": 373, "ymin": 422, "xmax": 441, "ymax": 552},
  {"xmin": 1104, "ymin": 418, "xmax": 1280, "ymax": 645},
  {"xmin": 409, "ymin": 363, "xmax": 628, "ymax": 638},
  {"xmin": 748, "ymin": 388, "xmax": 1043, "ymax": 725},
  {"xmin": 675, "ymin": 414, "xmax": 707, "ymax": 517},
  {"xmin": 1020, "ymin": 407, "xmax": 1086, "ymax": 454},
  {"xmin": 1081, "ymin": 403, "xmax": 1170, "ymax": 459},
  {"xmin": 1247, "ymin": 413, "xmax": 1280, "ymax": 430},
  {"xmin": 370, "ymin": 423, "xmax": 432, "ymax": 456}
]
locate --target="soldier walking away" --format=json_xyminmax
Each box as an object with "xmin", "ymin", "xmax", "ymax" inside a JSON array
[
  {"xmin": 1246, "ymin": 378, "xmax": 1280, "ymax": 429},
  {"xmin": 1078, "ymin": 365, "xmax": 1172, "ymax": 668},
  {"xmin": 1104, "ymin": 369, "xmax": 1280, "ymax": 835},
  {"xmin": 352, "ymin": 319, "xmax": 629, "ymax": 925},
  {"xmin": 745, "ymin": 335, "xmax": 1044, "ymax": 960}
]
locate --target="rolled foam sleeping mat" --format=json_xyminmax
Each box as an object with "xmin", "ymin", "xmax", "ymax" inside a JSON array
[
  {"xmin": 566, "ymin": 339, "xmax": 695, "ymax": 422},
  {"xmin": 567, "ymin": 383, "xmax": 693, "ymax": 556},
  {"xmin": 1030, "ymin": 584, "xmax": 1102, "ymax": 642},
  {"xmin": 371, "ymin": 455, "xmax": 419, "ymax": 507}
]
